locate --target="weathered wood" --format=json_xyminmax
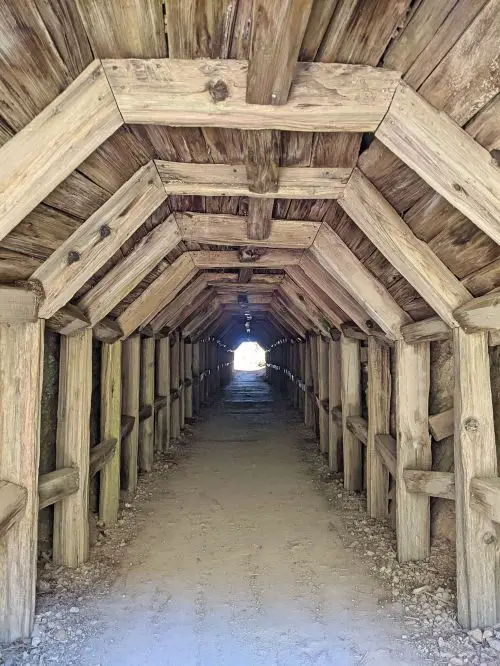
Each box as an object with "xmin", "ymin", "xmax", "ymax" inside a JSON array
[
  {"xmin": 429, "ymin": 408, "xmax": 454, "ymax": 442},
  {"xmin": 89, "ymin": 439, "xmax": 117, "ymax": 480},
  {"xmin": 46, "ymin": 303, "xmax": 90, "ymax": 336},
  {"xmin": 121, "ymin": 335, "xmax": 140, "ymax": 492},
  {"xmin": 317, "ymin": 336, "xmax": 330, "ymax": 454},
  {"xmin": 53, "ymin": 329, "xmax": 91, "ymax": 568},
  {"xmin": 377, "ymin": 82, "xmax": 500, "ymax": 247},
  {"xmin": 179, "ymin": 335, "xmax": 186, "ymax": 430},
  {"xmin": 244, "ymin": 131, "xmax": 279, "ymax": 194},
  {"xmin": 375, "ymin": 434, "xmax": 397, "ymax": 478},
  {"xmin": 404, "ymin": 470, "xmax": 455, "ymax": 501},
  {"xmin": 454, "ymin": 292, "xmax": 500, "ymax": 332},
  {"xmin": 470, "ymin": 477, "xmax": 500, "ymax": 525},
  {"xmin": 453, "ymin": 328, "xmax": 497, "ymax": 628},
  {"xmin": 328, "ymin": 337, "xmax": 342, "ymax": 472},
  {"xmin": 93, "ymin": 317, "xmax": 123, "ymax": 344},
  {"xmin": 156, "ymin": 161, "xmax": 350, "ymax": 199},
  {"xmin": 346, "ymin": 416, "xmax": 368, "ymax": 446},
  {"xmin": 38, "ymin": 468, "xmax": 79, "ymax": 510},
  {"xmin": 367, "ymin": 336, "xmax": 390, "ymax": 520},
  {"xmin": 79, "ymin": 214, "xmax": 181, "ymax": 325},
  {"xmin": 304, "ymin": 336, "xmax": 314, "ymax": 428},
  {"xmin": 401, "ymin": 316, "xmax": 451, "ymax": 344},
  {"xmin": 341, "ymin": 168, "xmax": 471, "ymax": 326},
  {"xmin": 0, "ymin": 481, "xmax": 27, "ymax": 537},
  {"xmin": 192, "ymin": 341, "xmax": 200, "ymax": 415},
  {"xmin": 170, "ymin": 332, "xmax": 181, "ymax": 441},
  {"xmin": 246, "ymin": 199, "xmax": 275, "ymax": 241},
  {"xmin": 104, "ymin": 59, "xmax": 401, "ymax": 131},
  {"xmin": 341, "ymin": 335, "xmax": 362, "ymax": 491},
  {"xmin": 0, "ymin": 285, "xmax": 39, "ymax": 323},
  {"xmin": 33, "ymin": 163, "xmax": 167, "ymax": 319},
  {"xmin": 150, "ymin": 278, "xmax": 210, "ymax": 333},
  {"xmin": 192, "ymin": 249, "xmax": 302, "ymax": 269},
  {"xmin": 340, "ymin": 324, "xmax": 368, "ymax": 341},
  {"xmin": 99, "ymin": 340, "xmax": 121, "ymax": 524},
  {"xmin": 139, "ymin": 337, "xmax": 155, "ymax": 473},
  {"xmin": 120, "ymin": 415, "xmax": 135, "ymax": 441},
  {"xmin": 0, "ymin": 60, "xmax": 122, "ymax": 242},
  {"xmin": 155, "ymin": 336, "xmax": 170, "ymax": 451},
  {"xmin": 395, "ymin": 339, "xmax": 431, "ymax": 562},
  {"xmin": 185, "ymin": 341, "xmax": 193, "ymax": 420}
]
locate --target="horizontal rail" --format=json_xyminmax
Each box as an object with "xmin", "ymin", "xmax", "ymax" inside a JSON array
[
  {"xmin": 121, "ymin": 414, "xmax": 135, "ymax": 440},
  {"xmin": 403, "ymin": 470, "xmax": 455, "ymax": 501},
  {"xmin": 89, "ymin": 439, "xmax": 117, "ymax": 479},
  {"xmin": 346, "ymin": 416, "xmax": 368, "ymax": 446},
  {"xmin": 38, "ymin": 468, "xmax": 79, "ymax": 510},
  {"xmin": 374, "ymin": 434, "xmax": 397, "ymax": 477}
]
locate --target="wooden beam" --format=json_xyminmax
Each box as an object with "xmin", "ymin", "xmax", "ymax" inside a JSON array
[
  {"xmin": 308, "ymin": 228, "xmax": 410, "ymax": 339},
  {"xmin": 279, "ymin": 278, "xmax": 333, "ymax": 334},
  {"xmin": 206, "ymin": 273, "xmax": 283, "ymax": 286},
  {"xmin": 177, "ymin": 212, "xmax": 319, "ymax": 248},
  {"xmin": 38, "ymin": 469, "xmax": 79, "ymax": 511},
  {"xmin": 346, "ymin": 416, "xmax": 368, "ymax": 446},
  {"xmin": 244, "ymin": 131, "xmax": 279, "ymax": 194},
  {"xmin": 401, "ymin": 316, "xmax": 451, "ymax": 344},
  {"xmin": 429, "ymin": 408, "xmax": 454, "ymax": 442},
  {"xmin": 246, "ymin": 199, "xmax": 275, "ymax": 241},
  {"xmin": 156, "ymin": 161, "xmax": 350, "ymax": 199},
  {"xmin": 183, "ymin": 300, "xmax": 221, "ymax": 339},
  {"xmin": 375, "ymin": 434, "xmax": 397, "ymax": 478},
  {"xmin": 53, "ymin": 329, "xmax": 91, "ymax": 568},
  {"xmin": 93, "ymin": 317, "xmax": 123, "ymax": 344},
  {"xmin": 46, "ymin": 303, "xmax": 90, "ymax": 336},
  {"xmin": 0, "ymin": 320, "xmax": 43, "ymax": 642},
  {"xmin": 453, "ymin": 328, "xmax": 497, "ymax": 628},
  {"xmin": 139, "ymin": 337, "xmax": 155, "ymax": 472},
  {"xmin": 0, "ymin": 481, "xmax": 27, "ymax": 537},
  {"xmin": 170, "ymin": 332, "xmax": 181, "ymax": 441},
  {"xmin": 404, "ymin": 470, "xmax": 455, "ymax": 501},
  {"xmin": 0, "ymin": 60, "xmax": 122, "ymax": 243},
  {"xmin": 163, "ymin": 288, "xmax": 215, "ymax": 335},
  {"xmin": 341, "ymin": 168, "xmax": 471, "ymax": 326},
  {"xmin": 149, "ymin": 275, "xmax": 208, "ymax": 333},
  {"xmin": 454, "ymin": 292, "xmax": 500, "ymax": 332},
  {"xmin": 238, "ymin": 268, "xmax": 253, "ymax": 283},
  {"xmin": 155, "ymin": 336, "xmax": 171, "ymax": 451},
  {"xmin": 121, "ymin": 335, "xmax": 140, "ymax": 492},
  {"xmin": 318, "ymin": 336, "xmax": 329, "ymax": 454},
  {"xmin": 99, "ymin": 340, "xmax": 121, "ymax": 525},
  {"xmin": 377, "ymin": 81, "xmax": 500, "ymax": 247},
  {"xmin": 89, "ymin": 438, "xmax": 117, "ymax": 480},
  {"xmin": 118, "ymin": 253, "xmax": 197, "ymax": 338},
  {"xmin": 104, "ymin": 59, "xmax": 401, "ymax": 131},
  {"xmin": 185, "ymin": 340, "xmax": 193, "ymax": 420},
  {"xmin": 470, "ymin": 477, "xmax": 500, "ymax": 525},
  {"xmin": 0, "ymin": 285, "xmax": 39, "ymax": 323},
  {"xmin": 33, "ymin": 162, "xmax": 167, "ymax": 319},
  {"xmin": 78, "ymin": 214, "xmax": 181, "ymax": 325},
  {"xmin": 341, "ymin": 335, "xmax": 362, "ymax": 491},
  {"xmin": 328, "ymin": 336, "xmax": 342, "ymax": 473},
  {"xmin": 192, "ymin": 249, "xmax": 303, "ymax": 269}
]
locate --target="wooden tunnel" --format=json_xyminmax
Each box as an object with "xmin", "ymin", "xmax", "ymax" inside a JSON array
[{"xmin": 1, "ymin": 0, "xmax": 500, "ymax": 640}]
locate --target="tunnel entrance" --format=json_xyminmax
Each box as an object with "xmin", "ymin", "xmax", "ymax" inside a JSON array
[{"xmin": 233, "ymin": 340, "xmax": 266, "ymax": 372}]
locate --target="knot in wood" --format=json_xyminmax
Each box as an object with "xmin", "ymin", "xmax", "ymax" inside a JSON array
[
  {"xmin": 208, "ymin": 79, "xmax": 229, "ymax": 103},
  {"xmin": 463, "ymin": 417, "xmax": 479, "ymax": 432},
  {"xmin": 452, "ymin": 182, "xmax": 464, "ymax": 193},
  {"xmin": 483, "ymin": 531, "xmax": 496, "ymax": 545},
  {"xmin": 99, "ymin": 224, "xmax": 111, "ymax": 240},
  {"xmin": 67, "ymin": 250, "xmax": 80, "ymax": 265}
]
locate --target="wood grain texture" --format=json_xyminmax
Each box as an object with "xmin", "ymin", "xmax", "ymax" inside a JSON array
[
  {"xmin": 103, "ymin": 58, "xmax": 400, "ymax": 131},
  {"xmin": 170, "ymin": 332, "xmax": 181, "ymax": 440},
  {"xmin": 454, "ymin": 292, "xmax": 500, "ymax": 332},
  {"xmin": 247, "ymin": 199, "xmax": 275, "ymax": 241},
  {"xmin": 0, "ymin": 481, "xmax": 27, "ymax": 537},
  {"xmin": 155, "ymin": 336, "xmax": 171, "ymax": 451},
  {"xmin": 99, "ymin": 341, "xmax": 121, "ymax": 525},
  {"xmin": 121, "ymin": 335, "xmax": 140, "ymax": 492},
  {"xmin": 404, "ymin": 470, "xmax": 455, "ymax": 501},
  {"xmin": 428, "ymin": 408, "xmax": 454, "ymax": 442},
  {"xmin": 0, "ymin": 286, "xmax": 39, "ymax": 323},
  {"xmin": 33, "ymin": 162, "xmax": 167, "ymax": 319},
  {"xmin": 149, "ymin": 276, "xmax": 209, "ymax": 333},
  {"xmin": 89, "ymin": 438, "xmax": 117, "ymax": 479},
  {"xmin": 401, "ymin": 316, "xmax": 451, "ymax": 344},
  {"xmin": 46, "ymin": 304, "xmax": 90, "ymax": 336},
  {"xmin": 328, "ymin": 337, "xmax": 342, "ymax": 472},
  {"xmin": 139, "ymin": 337, "xmax": 155, "ymax": 473},
  {"xmin": 0, "ymin": 61, "xmax": 122, "ymax": 243},
  {"xmin": 38, "ymin": 468, "xmax": 79, "ymax": 510},
  {"xmin": 341, "ymin": 335, "xmax": 362, "ymax": 491},
  {"xmin": 470, "ymin": 477, "xmax": 500, "ymax": 524},
  {"xmin": 244, "ymin": 130, "xmax": 279, "ymax": 194},
  {"xmin": 192, "ymin": 249, "xmax": 303, "ymax": 269},
  {"xmin": 375, "ymin": 434, "xmax": 397, "ymax": 478}
]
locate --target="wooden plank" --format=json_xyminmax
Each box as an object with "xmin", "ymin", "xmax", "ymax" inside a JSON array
[
  {"xmin": 121, "ymin": 335, "xmax": 140, "ymax": 492},
  {"xmin": 377, "ymin": 82, "xmax": 500, "ymax": 247},
  {"xmin": 453, "ymin": 327, "xmax": 498, "ymax": 628},
  {"xmin": 470, "ymin": 477, "xmax": 500, "ymax": 524},
  {"xmin": 395, "ymin": 339, "xmax": 431, "ymax": 562},
  {"xmin": 280, "ymin": 278, "xmax": 334, "ymax": 335},
  {"xmin": 0, "ymin": 285, "xmax": 39, "ymax": 323},
  {"xmin": 149, "ymin": 277, "xmax": 209, "ymax": 334},
  {"xmin": 185, "ymin": 341, "xmax": 193, "ymax": 420},
  {"xmin": 375, "ymin": 434, "xmax": 397, "ymax": 478},
  {"xmin": 177, "ymin": 212, "xmax": 319, "ymax": 248},
  {"xmin": 346, "ymin": 416, "xmax": 368, "ymax": 446},
  {"xmin": 238, "ymin": 268, "xmax": 253, "ymax": 283},
  {"xmin": 328, "ymin": 337, "xmax": 342, "ymax": 472},
  {"xmin": 53, "ymin": 328, "xmax": 91, "ymax": 568},
  {"xmin": 89, "ymin": 439, "xmax": 117, "ymax": 479},
  {"xmin": 454, "ymin": 292, "xmax": 500, "ymax": 332},
  {"xmin": 33, "ymin": 163, "xmax": 167, "ymax": 319},
  {"xmin": 340, "ymin": 168, "xmax": 472, "ymax": 326},
  {"xmin": 192, "ymin": 249, "xmax": 303, "ymax": 269},
  {"xmin": 304, "ymin": 336, "xmax": 314, "ymax": 428},
  {"xmin": 244, "ymin": 131, "xmax": 279, "ymax": 194},
  {"xmin": 155, "ymin": 336, "xmax": 171, "ymax": 451},
  {"xmin": 93, "ymin": 317, "xmax": 123, "ymax": 344},
  {"xmin": 139, "ymin": 337, "xmax": 155, "ymax": 472},
  {"xmin": 104, "ymin": 58, "xmax": 401, "ymax": 131},
  {"xmin": 170, "ymin": 333, "xmax": 181, "ymax": 441},
  {"xmin": 179, "ymin": 335, "xmax": 186, "ymax": 429},
  {"xmin": 192, "ymin": 341, "xmax": 200, "ymax": 415},
  {"xmin": 367, "ymin": 336, "xmax": 390, "ymax": 520},
  {"xmin": 0, "ymin": 481, "xmax": 27, "ymax": 537},
  {"xmin": 38, "ymin": 468, "xmax": 79, "ymax": 511},
  {"xmin": 46, "ymin": 303, "xmax": 90, "ymax": 336},
  {"xmin": 247, "ymin": 199, "xmax": 275, "ymax": 241},
  {"xmin": 0, "ymin": 320, "xmax": 43, "ymax": 641},
  {"xmin": 308, "ymin": 229, "xmax": 411, "ymax": 340},
  {"xmin": 404, "ymin": 470, "xmax": 455, "ymax": 501},
  {"xmin": 78, "ymin": 214, "xmax": 181, "ymax": 325},
  {"xmin": 341, "ymin": 335, "xmax": 362, "ymax": 491},
  {"xmin": 429, "ymin": 408, "xmax": 454, "ymax": 442},
  {"xmin": 401, "ymin": 316, "xmax": 451, "ymax": 344},
  {"xmin": 120, "ymin": 415, "xmax": 135, "ymax": 441},
  {"xmin": 318, "ymin": 336, "xmax": 330, "ymax": 454},
  {"xmin": 0, "ymin": 60, "xmax": 122, "ymax": 243},
  {"xmin": 118, "ymin": 253, "xmax": 197, "ymax": 338},
  {"xmin": 156, "ymin": 161, "xmax": 350, "ymax": 198}
]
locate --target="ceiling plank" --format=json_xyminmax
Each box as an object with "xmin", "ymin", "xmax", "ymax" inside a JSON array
[
  {"xmin": 191, "ymin": 249, "xmax": 303, "ymax": 269},
  {"xmin": 279, "ymin": 277, "xmax": 334, "ymax": 335},
  {"xmin": 33, "ymin": 162, "xmax": 166, "ymax": 319},
  {"xmin": 0, "ymin": 60, "xmax": 122, "ymax": 243},
  {"xmin": 149, "ymin": 275, "xmax": 209, "ymax": 333}
]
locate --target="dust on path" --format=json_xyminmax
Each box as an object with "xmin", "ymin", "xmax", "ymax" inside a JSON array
[{"xmin": 74, "ymin": 371, "xmax": 424, "ymax": 666}]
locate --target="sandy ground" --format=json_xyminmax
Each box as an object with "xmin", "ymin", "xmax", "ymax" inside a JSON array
[{"xmin": 64, "ymin": 371, "xmax": 424, "ymax": 666}]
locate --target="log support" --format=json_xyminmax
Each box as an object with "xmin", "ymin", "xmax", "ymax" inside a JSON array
[
  {"xmin": 185, "ymin": 340, "xmax": 193, "ymax": 420},
  {"xmin": 170, "ymin": 332, "xmax": 181, "ymax": 440},
  {"xmin": 139, "ymin": 337, "xmax": 155, "ymax": 472},
  {"xmin": 192, "ymin": 341, "xmax": 200, "ymax": 415},
  {"xmin": 155, "ymin": 336, "xmax": 170, "ymax": 451},
  {"xmin": 318, "ymin": 336, "xmax": 329, "ymax": 455},
  {"xmin": 328, "ymin": 336, "xmax": 342, "ymax": 473},
  {"xmin": 341, "ymin": 335, "xmax": 362, "ymax": 491},
  {"xmin": 121, "ymin": 335, "xmax": 140, "ymax": 492}
]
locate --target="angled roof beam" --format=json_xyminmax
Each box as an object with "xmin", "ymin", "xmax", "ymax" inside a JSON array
[
  {"xmin": 191, "ymin": 249, "xmax": 303, "ymax": 269},
  {"xmin": 148, "ymin": 274, "xmax": 209, "ymax": 333},
  {"xmin": 183, "ymin": 299, "xmax": 221, "ymax": 339},
  {"xmin": 32, "ymin": 163, "xmax": 166, "ymax": 319},
  {"xmin": 279, "ymin": 277, "xmax": 335, "ymax": 335},
  {"xmin": 376, "ymin": 82, "xmax": 500, "ymax": 247},
  {"xmin": 270, "ymin": 299, "xmax": 307, "ymax": 339},
  {"xmin": 273, "ymin": 292, "xmax": 313, "ymax": 335},
  {"xmin": 158, "ymin": 287, "xmax": 215, "ymax": 334}
]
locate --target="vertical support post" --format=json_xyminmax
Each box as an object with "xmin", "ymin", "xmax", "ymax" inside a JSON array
[
  {"xmin": 192, "ymin": 340, "xmax": 200, "ymax": 414},
  {"xmin": 139, "ymin": 336, "xmax": 155, "ymax": 472},
  {"xmin": 328, "ymin": 333, "xmax": 342, "ymax": 473},
  {"xmin": 304, "ymin": 336, "xmax": 313, "ymax": 427},
  {"xmin": 155, "ymin": 335, "xmax": 170, "ymax": 451},
  {"xmin": 0, "ymin": 320, "xmax": 44, "ymax": 642},
  {"xmin": 298, "ymin": 341, "xmax": 305, "ymax": 413},
  {"xmin": 170, "ymin": 331, "xmax": 180, "ymax": 440},
  {"xmin": 395, "ymin": 339, "xmax": 431, "ymax": 562},
  {"xmin": 454, "ymin": 328, "xmax": 497, "ymax": 628},
  {"xmin": 185, "ymin": 339, "xmax": 193, "ymax": 420},
  {"xmin": 310, "ymin": 334, "xmax": 319, "ymax": 435},
  {"xmin": 54, "ymin": 328, "xmax": 92, "ymax": 567},
  {"xmin": 100, "ymin": 340, "xmax": 121, "ymax": 525},
  {"xmin": 121, "ymin": 334, "xmax": 140, "ymax": 492},
  {"xmin": 179, "ymin": 334, "xmax": 185, "ymax": 430},
  {"xmin": 318, "ymin": 335, "xmax": 329, "ymax": 455},
  {"xmin": 367, "ymin": 336, "xmax": 390, "ymax": 520},
  {"xmin": 341, "ymin": 334, "xmax": 362, "ymax": 491}
]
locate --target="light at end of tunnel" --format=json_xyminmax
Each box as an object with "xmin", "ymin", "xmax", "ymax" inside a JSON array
[{"xmin": 234, "ymin": 340, "xmax": 266, "ymax": 371}]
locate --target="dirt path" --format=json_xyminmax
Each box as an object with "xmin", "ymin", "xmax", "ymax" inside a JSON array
[{"xmin": 62, "ymin": 370, "xmax": 422, "ymax": 666}]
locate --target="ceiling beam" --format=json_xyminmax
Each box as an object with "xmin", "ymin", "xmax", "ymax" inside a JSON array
[
  {"xmin": 191, "ymin": 249, "xmax": 303, "ymax": 269},
  {"xmin": 279, "ymin": 278, "xmax": 333, "ymax": 335},
  {"xmin": 148, "ymin": 276, "xmax": 209, "ymax": 333},
  {"xmin": 454, "ymin": 293, "xmax": 500, "ymax": 333},
  {"xmin": 103, "ymin": 58, "xmax": 401, "ymax": 132},
  {"xmin": 183, "ymin": 299, "xmax": 221, "ymax": 339}
]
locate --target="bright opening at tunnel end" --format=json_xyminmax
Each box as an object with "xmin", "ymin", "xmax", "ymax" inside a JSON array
[{"xmin": 233, "ymin": 341, "xmax": 266, "ymax": 372}]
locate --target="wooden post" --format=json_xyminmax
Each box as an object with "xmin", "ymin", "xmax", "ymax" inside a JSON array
[
  {"xmin": 99, "ymin": 340, "xmax": 121, "ymax": 525},
  {"xmin": 318, "ymin": 335, "xmax": 329, "ymax": 455},
  {"xmin": 454, "ymin": 328, "xmax": 498, "ymax": 629},
  {"xmin": 53, "ymin": 328, "xmax": 92, "ymax": 567},
  {"xmin": 0, "ymin": 320, "xmax": 43, "ymax": 642},
  {"xmin": 304, "ymin": 336, "xmax": 313, "ymax": 427},
  {"xmin": 155, "ymin": 335, "xmax": 170, "ymax": 451},
  {"xmin": 192, "ymin": 341, "xmax": 200, "ymax": 414},
  {"xmin": 367, "ymin": 336, "xmax": 390, "ymax": 520},
  {"xmin": 139, "ymin": 337, "xmax": 155, "ymax": 472},
  {"xmin": 328, "ymin": 335, "xmax": 342, "ymax": 473},
  {"xmin": 310, "ymin": 334, "xmax": 319, "ymax": 435},
  {"xmin": 170, "ymin": 332, "xmax": 180, "ymax": 440},
  {"xmin": 121, "ymin": 335, "xmax": 140, "ymax": 492},
  {"xmin": 341, "ymin": 334, "xmax": 362, "ymax": 491},
  {"xmin": 298, "ymin": 341, "xmax": 305, "ymax": 413},
  {"xmin": 395, "ymin": 339, "xmax": 431, "ymax": 562},
  {"xmin": 179, "ymin": 334, "xmax": 186, "ymax": 430},
  {"xmin": 185, "ymin": 340, "xmax": 193, "ymax": 420}
]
